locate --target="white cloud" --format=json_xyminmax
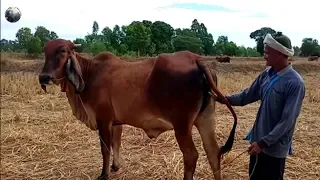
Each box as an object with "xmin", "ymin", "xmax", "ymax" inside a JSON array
[{"xmin": 1, "ymin": 0, "xmax": 319, "ymax": 47}]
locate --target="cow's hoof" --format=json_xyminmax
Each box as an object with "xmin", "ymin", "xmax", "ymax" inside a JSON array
[
  {"xmin": 97, "ymin": 174, "xmax": 108, "ymax": 180},
  {"xmin": 111, "ymin": 164, "xmax": 119, "ymax": 172}
]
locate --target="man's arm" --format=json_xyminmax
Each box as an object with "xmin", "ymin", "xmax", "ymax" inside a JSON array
[
  {"xmin": 258, "ymin": 80, "xmax": 305, "ymax": 148},
  {"xmin": 225, "ymin": 72, "xmax": 265, "ymax": 106}
]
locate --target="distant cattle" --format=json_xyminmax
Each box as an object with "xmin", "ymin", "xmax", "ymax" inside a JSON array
[
  {"xmin": 216, "ymin": 56, "xmax": 231, "ymax": 63},
  {"xmin": 288, "ymin": 57, "xmax": 295, "ymax": 62},
  {"xmin": 308, "ymin": 56, "xmax": 319, "ymax": 61}
]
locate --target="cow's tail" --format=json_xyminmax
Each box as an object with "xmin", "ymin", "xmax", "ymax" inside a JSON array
[{"xmin": 196, "ymin": 59, "xmax": 238, "ymax": 156}]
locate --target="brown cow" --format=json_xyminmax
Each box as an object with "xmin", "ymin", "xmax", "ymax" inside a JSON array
[
  {"xmin": 216, "ymin": 56, "xmax": 231, "ymax": 63},
  {"xmin": 288, "ymin": 57, "xmax": 295, "ymax": 62},
  {"xmin": 308, "ymin": 56, "xmax": 319, "ymax": 61},
  {"xmin": 38, "ymin": 39, "xmax": 238, "ymax": 180}
]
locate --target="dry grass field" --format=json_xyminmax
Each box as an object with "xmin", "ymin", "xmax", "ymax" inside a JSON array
[{"xmin": 1, "ymin": 52, "xmax": 319, "ymax": 180}]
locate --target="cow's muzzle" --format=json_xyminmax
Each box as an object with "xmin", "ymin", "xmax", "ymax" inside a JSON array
[
  {"xmin": 39, "ymin": 74, "xmax": 53, "ymax": 84},
  {"xmin": 39, "ymin": 74, "xmax": 54, "ymax": 93}
]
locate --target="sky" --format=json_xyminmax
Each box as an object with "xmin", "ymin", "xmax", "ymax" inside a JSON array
[{"xmin": 1, "ymin": 0, "xmax": 319, "ymax": 48}]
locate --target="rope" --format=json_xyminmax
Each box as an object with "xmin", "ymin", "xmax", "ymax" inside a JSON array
[
  {"xmin": 53, "ymin": 77, "xmax": 66, "ymax": 81},
  {"xmin": 212, "ymin": 149, "xmax": 246, "ymax": 175},
  {"xmin": 249, "ymin": 155, "xmax": 258, "ymax": 179},
  {"xmin": 77, "ymin": 93, "xmax": 113, "ymax": 155},
  {"xmin": 212, "ymin": 150, "xmax": 259, "ymax": 179},
  {"xmin": 50, "ymin": 76, "xmax": 118, "ymax": 170}
]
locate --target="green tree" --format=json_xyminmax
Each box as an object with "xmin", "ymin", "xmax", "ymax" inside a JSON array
[
  {"xmin": 237, "ymin": 46, "xmax": 248, "ymax": 56},
  {"xmin": 84, "ymin": 34, "xmax": 95, "ymax": 44},
  {"xmin": 109, "ymin": 25, "xmax": 127, "ymax": 55},
  {"xmin": 100, "ymin": 26, "xmax": 117, "ymax": 53},
  {"xmin": 142, "ymin": 20, "xmax": 153, "ymax": 29},
  {"xmin": 26, "ymin": 36, "xmax": 42, "ymax": 55},
  {"xmin": 293, "ymin": 46, "xmax": 301, "ymax": 56},
  {"xmin": 191, "ymin": 19, "xmax": 215, "ymax": 55},
  {"xmin": 16, "ymin": 27, "xmax": 33, "ymax": 51},
  {"xmin": 49, "ymin": 31, "xmax": 58, "ymax": 40},
  {"xmin": 250, "ymin": 27, "xmax": 276, "ymax": 56},
  {"xmin": 246, "ymin": 47, "xmax": 261, "ymax": 57},
  {"xmin": 150, "ymin": 21, "xmax": 174, "ymax": 54},
  {"xmin": 0, "ymin": 39, "xmax": 19, "ymax": 52},
  {"xmin": 6, "ymin": 19, "xmax": 320, "ymax": 59},
  {"xmin": 34, "ymin": 26, "xmax": 51, "ymax": 47},
  {"xmin": 172, "ymin": 32, "xmax": 203, "ymax": 54},
  {"xmin": 92, "ymin": 21, "xmax": 99, "ymax": 35},
  {"xmin": 214, "ymin": 35, "xmax": 228, "ymax": 55},
  {"xmin": 101, "ymin": 26, "xmax": 113, "ymax": 44},
  {"xmin": 123, "ymin": 21, "xmax": 152, "ymax": 56},
  {"xmin": 73, "ymin": 38, "xmax": 88, "ymax": 52},
  {"xmin": 89, "ymin": 41, "xmax": 106, "ymax": 56},
  {"xmin": 85, "ymin": 21, "xmax": 102, "ymax": 44},
  {"xmin": 300, "ymin": 38, "xmax": 320, "ymax": 56},
  {"xmin": 224, "ymin": 41, "xmax": 239, "ymax": 56}
]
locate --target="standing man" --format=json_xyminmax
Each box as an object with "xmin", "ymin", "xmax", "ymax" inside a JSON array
[{"xmin": 217, "ymin": 32, "xmax": 305, "ymax": 180}]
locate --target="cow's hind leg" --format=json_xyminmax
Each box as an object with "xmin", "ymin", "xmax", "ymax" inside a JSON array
[
  {"xmin": 195, "ymin": 99, "xmax": 222, "ymax": 180},
  {"xmin": 173, "ymin": 121, "xmax": 199, "ymax": 180},
  {"xmin": 111, "ymin": 125, "xmax": 122, "ymax": 172}
]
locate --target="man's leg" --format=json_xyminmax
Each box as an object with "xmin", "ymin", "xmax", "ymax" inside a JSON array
[
  {"xmin": 249, "ymin": 154, "xmax": 264, "ymax": 180},
  {"xmin": 249, "ymin": 152, "xmax": 286, "ymax": 180},
  {"xmin": 264, "ymin": 153, "xmax": 286, "ymax": 180}
]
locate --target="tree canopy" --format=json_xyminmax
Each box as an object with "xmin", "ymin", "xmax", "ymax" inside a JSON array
[{"xmin": 1, "ymin": 19, "xmax": 319, "ymax": 57}]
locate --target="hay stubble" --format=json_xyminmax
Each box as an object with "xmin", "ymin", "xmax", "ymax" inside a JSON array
[{"xmin": 1, "ymin": 56, "xmax": 319, "ymax": 180}]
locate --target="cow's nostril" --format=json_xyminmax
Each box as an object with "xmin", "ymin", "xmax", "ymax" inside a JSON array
[{"xmin": 39, "ymin": 75, "xmax": 52, "ymax": 84}]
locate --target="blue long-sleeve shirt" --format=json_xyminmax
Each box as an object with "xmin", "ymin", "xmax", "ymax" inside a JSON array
[{"xmin": 226, "ymin": 64, "xmax": 305, "ymax": 158}]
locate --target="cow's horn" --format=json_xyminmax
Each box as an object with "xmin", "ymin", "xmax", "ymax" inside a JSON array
[{"xmin": 74, "ymin": 44, "xmax": 82, "ymax": 47}]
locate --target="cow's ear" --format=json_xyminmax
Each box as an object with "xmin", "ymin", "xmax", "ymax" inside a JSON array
[{"xmin": 65, "ymin": 55, "xmax": 85, "ymax": 93}]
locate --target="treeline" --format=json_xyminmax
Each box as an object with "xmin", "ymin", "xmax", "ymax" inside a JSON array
[{"xmin": 1, "ymin": 19, "xmax": 320, "ymax": 57}]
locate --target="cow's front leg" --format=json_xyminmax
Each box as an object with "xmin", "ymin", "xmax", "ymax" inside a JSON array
[{"xmin": 97, "ymin": 120, "xmax": 112, "ymax": 180}]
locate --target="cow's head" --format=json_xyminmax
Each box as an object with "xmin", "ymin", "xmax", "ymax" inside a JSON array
[{"xmin": 39, "ymin": 39, "xmax": 85, "ymax": 94}]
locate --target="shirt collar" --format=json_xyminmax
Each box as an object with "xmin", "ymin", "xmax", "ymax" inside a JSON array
[{"xmin": 267, "ymin": 63, "xmax": 293, "ymax": 77}]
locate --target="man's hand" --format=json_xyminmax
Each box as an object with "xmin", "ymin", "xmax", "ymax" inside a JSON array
[
  {"xmin": 248, "ymin": 142, "xmax": 262, "ymax": 155},
  {"xmin": 215, "ymin": 95, "xmax": 228, "ymax": 104}
]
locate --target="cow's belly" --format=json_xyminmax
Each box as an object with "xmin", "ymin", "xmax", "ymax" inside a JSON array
[
  {"xmin": 123, "ymin": 114, "xmax": 174, "ymax": 139},
  {"xmin": 141, "ymin": 117, "xmax": 174, "ymax": 139},
  {"xmin": 110, "ymin": 86, "xmax": 174, "ymax": 138}
]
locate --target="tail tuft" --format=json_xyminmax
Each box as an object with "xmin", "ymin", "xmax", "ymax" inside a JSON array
[{"xmin": 220, "ymin": 121, "xmax": 237, "ymax": 155}]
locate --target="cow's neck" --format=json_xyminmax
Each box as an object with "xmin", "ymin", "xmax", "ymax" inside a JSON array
[
  {"xmin": 63, "ymin": 53, "xmax": 98, "ymax": 130},
  {"xmin": 74, "ymin": 53, "xmax": 94, "ymax": 86}
]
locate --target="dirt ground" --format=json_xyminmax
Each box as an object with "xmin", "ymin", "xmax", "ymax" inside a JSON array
[{"xmin": 1, "ymin": 54, "xmax": 319, "ymax": 180}]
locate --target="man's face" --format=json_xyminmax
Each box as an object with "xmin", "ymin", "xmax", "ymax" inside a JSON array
[{"xmin": 264, "ymin": 45, "xmax": 281, "ymax": 67}]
